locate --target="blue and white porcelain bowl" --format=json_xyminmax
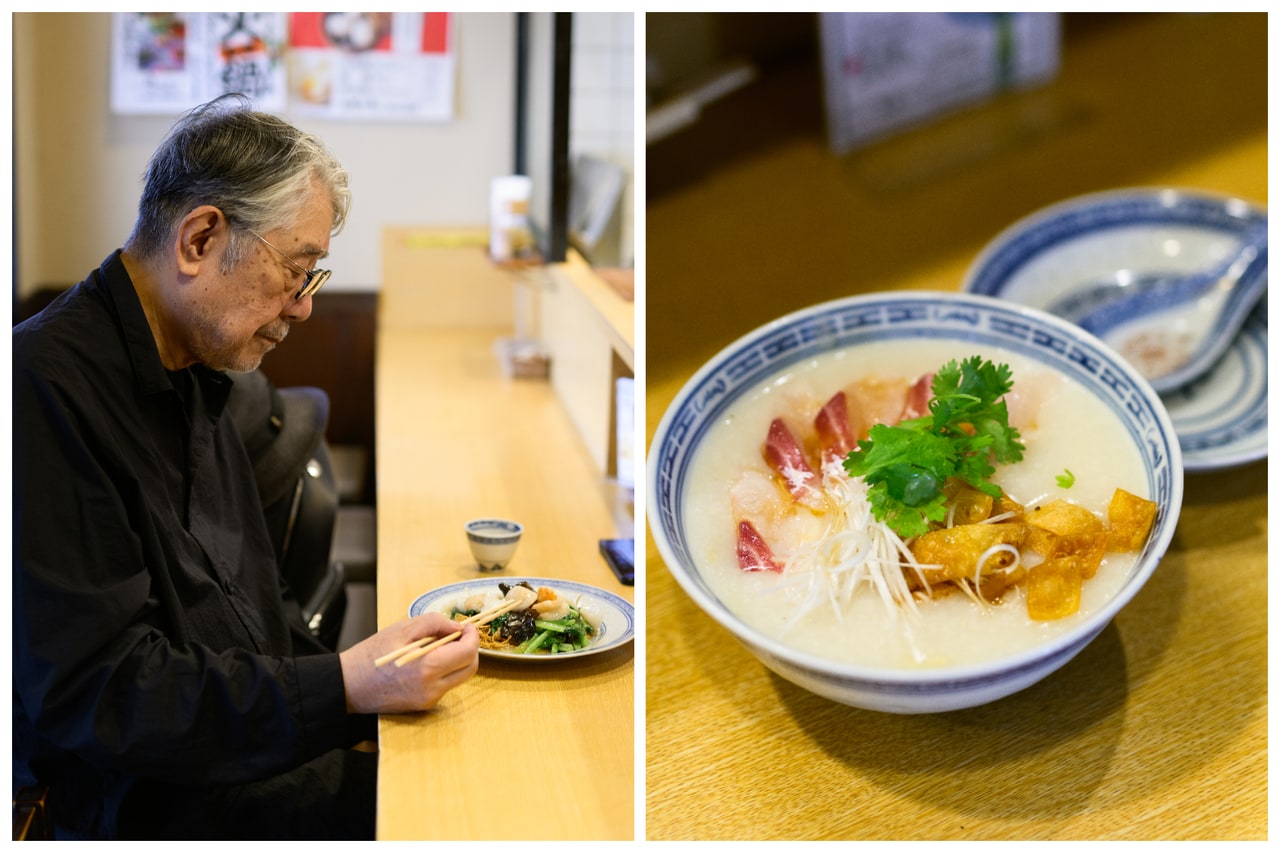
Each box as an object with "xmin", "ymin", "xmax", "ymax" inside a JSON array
[
  {"xmin": 648, "ymin": 291, "xmax": 1183, "ymax": 714},
  {"xmin": 963, "ymin": 187, "xmax": 1267, "ymax": 471},
  {"xmin": 465, "ymin": 519, "xmax": 523, "ymax": 571}
]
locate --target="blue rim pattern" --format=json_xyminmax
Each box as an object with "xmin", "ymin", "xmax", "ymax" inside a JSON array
[
  {"xmin": 963, "ymin": 188, "xmax": 1267, "ymax": 471},
  {"xmin": 967, "ymin": 192, "xmax": 1265, "ymax": 297},
  {"xmin": 648, "ymin": 292, "xmax": 1181, "ymax": 692},
  {"xmin": 465, "ymin": 519, "xmax": 523, "ymax": 544},
  {"xmin": 1163, "ymin": 309, "xmax": 1267, "ymax": 453},
  {"xmin": 755, "ymin": 625, "xmax": 1100, "ymax": 698}
]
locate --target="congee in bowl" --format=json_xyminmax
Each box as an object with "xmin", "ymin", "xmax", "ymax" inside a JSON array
[{"xmin": 648, "ymin": 291, "xmax": 1182, "ymax": 713}]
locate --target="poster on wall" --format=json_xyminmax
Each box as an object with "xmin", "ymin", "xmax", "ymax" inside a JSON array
[
  {"xmin": 287, "ymin": 13, "xmax": 455, "ymax": 122},
  {"xmin": 110, "ymin": 13, "xmax": 288, "ymax": 114}
]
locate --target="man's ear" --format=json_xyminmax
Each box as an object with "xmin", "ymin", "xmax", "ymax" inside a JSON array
[{"xmin": 175, "ymin": 205, "xmax": 227, "ymax": 277}]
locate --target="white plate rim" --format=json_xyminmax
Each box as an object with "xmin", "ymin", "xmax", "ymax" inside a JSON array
[{"xmin": 408, "ymin": 576, "xmax": 635, "ymax": 661}]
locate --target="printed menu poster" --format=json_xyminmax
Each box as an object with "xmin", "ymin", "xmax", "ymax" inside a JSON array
[
  {"xmin": 288, "ymin": 13, "xmax": 455, "ymax": 122},
  {"xmin": 111, "ymin": 13, "xmax": 288, "ymax": 114}
]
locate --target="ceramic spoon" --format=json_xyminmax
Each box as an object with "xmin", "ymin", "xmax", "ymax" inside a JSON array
[{"xmin": 1070, "ymin": 223, "xmax": 1267, "ymax": 395}]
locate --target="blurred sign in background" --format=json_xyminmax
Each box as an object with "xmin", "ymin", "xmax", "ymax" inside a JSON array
[{"xmin": 819, "ymin": 12, "xmax": 1060, "ymax": 153}]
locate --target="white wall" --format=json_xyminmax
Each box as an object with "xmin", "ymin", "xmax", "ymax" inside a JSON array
[
  {"xmin": 14, "ymin": 12, "xmax": 636, "ymax": 300},
  {"xmin": 14, "ymin": 12, "xmax": 522, "ymax": 298},
  {"xmin": 570, "ymin": 12, "xmax": 635, "ymax": 268}
]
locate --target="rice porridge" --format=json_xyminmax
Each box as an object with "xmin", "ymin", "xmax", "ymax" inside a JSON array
[{"xmin": 681, "ymin": 339, "xmax": 1151, "ymax": 670}]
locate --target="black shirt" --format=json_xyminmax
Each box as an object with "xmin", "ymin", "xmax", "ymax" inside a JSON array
[{"xmin": 13, "ymin": 252, "xmax": 353, "ymax": 838}]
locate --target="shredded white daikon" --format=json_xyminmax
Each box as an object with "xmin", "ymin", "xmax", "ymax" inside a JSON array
[
  {"xmin": 971, "ymin": 543, "xmax": 1022, "ymax": 606},
  {"xmin": 766, "ymin": 460, "xmax": 1039, "ymax": 664},
  {"xmin": 774, "ymin": 459, "xmax": 936, "ymax": 660}
]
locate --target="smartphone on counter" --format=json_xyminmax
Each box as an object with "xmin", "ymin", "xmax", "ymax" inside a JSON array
[{"xmin": 599, "ymin": 538, "xmax": 634, "ymax": 586}]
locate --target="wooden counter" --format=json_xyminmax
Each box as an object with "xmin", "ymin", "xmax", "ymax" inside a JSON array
[
  {"xmin": 374, "ymin": 248, "xmax": 634, "ymax": 839},
  {"xmin": 644, "ymin": 12, "xmax": 1266, "ymax": 841},
  {"xmin": 380, "ymin": 227, "xmax": 636, "ymax": 483},
  {"xmin": 379, "ymin": 228, "xmax": 516, "ymax": 330},
  {"xmin": 540, "ymin": 250, "xmax": 636, "ymax": 478}
]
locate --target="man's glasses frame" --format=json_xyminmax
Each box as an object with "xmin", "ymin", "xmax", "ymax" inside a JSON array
[{"xmin": 246, "ymin": 228, "xmax": 331, "ymax": 300}]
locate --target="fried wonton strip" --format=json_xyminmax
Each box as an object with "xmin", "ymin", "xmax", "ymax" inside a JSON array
[
  {"xmin": 943, "ymin": 480, "xmax": 995, "ymax": 525},
  {"xmin": 1107, "ymin": 488, "xmax": 1158, "ymax": 552},
  {"xmin": 909, "ymin": 521, "xmax": 1029, "ymax": 584},
  {"xmin": 992, "ymin": 492, "xmax": 1026, "ymax": 521},
  {"xmin": 1026, "ymin": 556, "xmax": 1086, "ymax": 620},
  {"xmin": 1025, "ymin": 499, "xmax": 1107, "ymax": 578},
  {"xmin": 1030, "ymin": 532, "xmax": 1106, "ymax": 578},
  {"xmin": 1026, "ymin": 499, "xmax": 1106, "ymax": 538},
  {"xmin": 976, "ymin": 564, "xmax": 1027, "ymax": 603}
]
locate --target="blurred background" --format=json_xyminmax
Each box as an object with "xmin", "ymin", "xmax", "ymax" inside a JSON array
[
  {"xmin": 13, "ymin": 11, "xmax": 635, "ymax": 504},
  {"xmin": 645, "ymin": 12, "xmax": 1266, "ymax": 389},
  {"xmin": 14, "ymin": 12, "xmax": 634, "ymax": 301}
]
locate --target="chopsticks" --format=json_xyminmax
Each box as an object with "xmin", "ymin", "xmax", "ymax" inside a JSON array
[{"xmin": 375, "ymin": 598, "xmax": 522, "ymax": 668}]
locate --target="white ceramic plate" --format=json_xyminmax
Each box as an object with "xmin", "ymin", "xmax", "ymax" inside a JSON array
[
  {"xmin": 408, "ymin": 577, "xmax": 635, "ymax": 661},
  {"xmin": 963, "ymin": 187, "xmax": 1267, "ymax": 472}
]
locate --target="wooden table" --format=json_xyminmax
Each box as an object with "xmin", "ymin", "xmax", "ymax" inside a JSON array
[
  {"xmin": 374, "ymin": 242, "xmax": 635, "ymax": 839},
  {"xmin": 645, "ymin": 12, "xmax": 1266, "ymax": 840}
]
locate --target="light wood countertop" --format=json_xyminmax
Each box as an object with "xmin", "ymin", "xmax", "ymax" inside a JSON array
[{"xmin": 374, "ymin": 325, "xmax": 634, "ymax": 836}]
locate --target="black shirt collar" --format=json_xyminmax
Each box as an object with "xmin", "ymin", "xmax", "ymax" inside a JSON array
[{"xmin": 98, "ymin": 249, "xmax": 233, "ymax": 417}]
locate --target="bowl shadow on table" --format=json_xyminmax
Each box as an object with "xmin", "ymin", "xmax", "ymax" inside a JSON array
[
  {"xmin": 709, "ymin": 540, "xmax": 1192, "ymax": 825},
  {"xmin": 757, "ymin": 463, "xmax": 1262, "ymax": 827},
  {"xmin": 1180, "ymin": 459, "xmax": 1267, "ymax": 512}
]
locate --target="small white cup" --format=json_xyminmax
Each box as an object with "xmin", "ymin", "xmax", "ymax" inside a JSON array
[{"xmin": 465, "ymin": 519, "xmax": 523, "ymax": 572}]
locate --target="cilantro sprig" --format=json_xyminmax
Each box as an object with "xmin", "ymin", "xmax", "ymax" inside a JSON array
[{"xmin": 842, "ymin": 356, "xmax": 1025, "ymax": 539}]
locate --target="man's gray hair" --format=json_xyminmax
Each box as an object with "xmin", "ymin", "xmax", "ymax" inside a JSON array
[{"xmin": 126, "ymin": 93, "xmax": 350, "ymax": 269}]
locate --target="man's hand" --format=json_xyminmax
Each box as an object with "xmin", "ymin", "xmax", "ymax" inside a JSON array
[{"xmin": 338, "ymin": 613, "xmax": 480, "ymax": 714}]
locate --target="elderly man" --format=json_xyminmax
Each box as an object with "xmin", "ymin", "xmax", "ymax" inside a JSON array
[{"xmin": 13, "ymin": 95, "xmax": 479, "ymax": 840}]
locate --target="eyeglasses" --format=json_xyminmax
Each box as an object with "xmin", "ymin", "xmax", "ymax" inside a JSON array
[{"xmin": 246, "ymin": 228, "xmax": 332, "ymax": 300}]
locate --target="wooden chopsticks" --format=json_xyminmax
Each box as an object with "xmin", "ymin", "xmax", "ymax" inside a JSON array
[{"xmin": 375, "ymin": 598, "xmax": 522, "ymax": 668}]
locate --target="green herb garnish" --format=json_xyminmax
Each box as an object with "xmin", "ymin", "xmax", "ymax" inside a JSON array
[
  {"xmin": 1056, "ymin": 468, "xmax": 1075, "ymax": 489},
  {"xmin": 842, "ymin": 356, "xmax": 1026, "ymax": 539}
]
